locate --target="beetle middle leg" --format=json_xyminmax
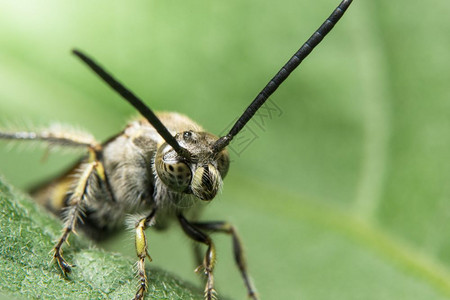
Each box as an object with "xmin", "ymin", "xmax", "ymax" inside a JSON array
[
  {"xmin": 51, "ymin": 144, "xmax": 106, "ymax": 275},
  {"xmin": 0, "ymin": 128, "xmax": 108, "ymax": 275},
  {"xmin": 52, "ymin": 160, "xmax": 100, "ymax": 275}
]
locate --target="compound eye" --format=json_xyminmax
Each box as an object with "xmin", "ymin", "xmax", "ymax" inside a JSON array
[
  {"xmin": 216, "ymin": 149, "xmax": 230, "ymax": 178},
  {"xmin": 156, "ymin": 159, "xmax": 192, "ymax": 192}
]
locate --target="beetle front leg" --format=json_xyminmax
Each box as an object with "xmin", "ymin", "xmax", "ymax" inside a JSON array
[
  {"xmin": 192, "ymin": 221, "xmax": 258, "ymax": 300},
  {"xmin": 133, "ymin": 209, "xmax": 157, "ymax": 300},
  {"xmin": 178, "ymin": 214, "xmax": 217, "ymax": 300}
]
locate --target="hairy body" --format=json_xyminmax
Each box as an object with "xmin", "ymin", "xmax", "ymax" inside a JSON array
[
  {"xmin": 32, "ymin": 113, "xmax": 205, "ymax": 235},
  {"xmin": 14, "ymin": 111, "xmax": 246, "ymax": 300},
  {"xmin": 0, "ymin": 1, "xmax": 353, "ymax": 298}
]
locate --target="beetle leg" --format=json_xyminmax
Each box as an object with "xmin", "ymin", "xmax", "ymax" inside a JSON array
[
  {"xmin": 133, "ymin": 209, "xmax": 157, "ymax": 300},
  {"xmin": 52, "ymin": 160, "xmax": 98, "ymax": 275},
  {"xmin": 0, "ymin": 127, "xmax": 100, "ymax": 149},
  {"xmin": 178, "ymin": 214, "xmax": 217, "ymax": 300},
  {"xmin": 192, "ymin": 221, "xmax": 258, "ymax": 300}
]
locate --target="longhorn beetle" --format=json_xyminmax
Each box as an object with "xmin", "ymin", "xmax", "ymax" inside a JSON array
[{"xmin": 0, "ymin": 0, "xmax": 353, "ymax": 299}]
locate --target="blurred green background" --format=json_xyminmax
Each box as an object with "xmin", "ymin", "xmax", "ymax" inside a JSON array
[{"xmin": 1, "ymin": 0, "xmax": 450, "ymax": 299}]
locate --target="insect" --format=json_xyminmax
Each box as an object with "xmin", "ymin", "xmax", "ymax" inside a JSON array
[{"xmin": 0, "ymin": 0, "xmax": 352, "ymax": 299}]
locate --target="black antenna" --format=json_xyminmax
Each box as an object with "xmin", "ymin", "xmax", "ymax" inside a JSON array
[
  {"xmin": 72, "ymin": 49, "xmax": 190, "ymax": 159},
  {"xmin": 213, "ymin": 0, "xmax": 353, "ymax": 153}
]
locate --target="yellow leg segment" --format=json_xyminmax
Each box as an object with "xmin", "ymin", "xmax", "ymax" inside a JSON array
[
  {"xmin": 133, "ymin": 209, "xmax": 157, "ymax": 300},
  {"xmin": 52, "ymin": 161, "xmax": 97, "ymax": 275}
]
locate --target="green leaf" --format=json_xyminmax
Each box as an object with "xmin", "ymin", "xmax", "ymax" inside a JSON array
[
  {"xmin": 1, "ymin": 1, "xmax": 450, "ymax": 300},
  {"xmin": 0, "ymin": 178, "xmax": 203, "ymax": 299}
]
